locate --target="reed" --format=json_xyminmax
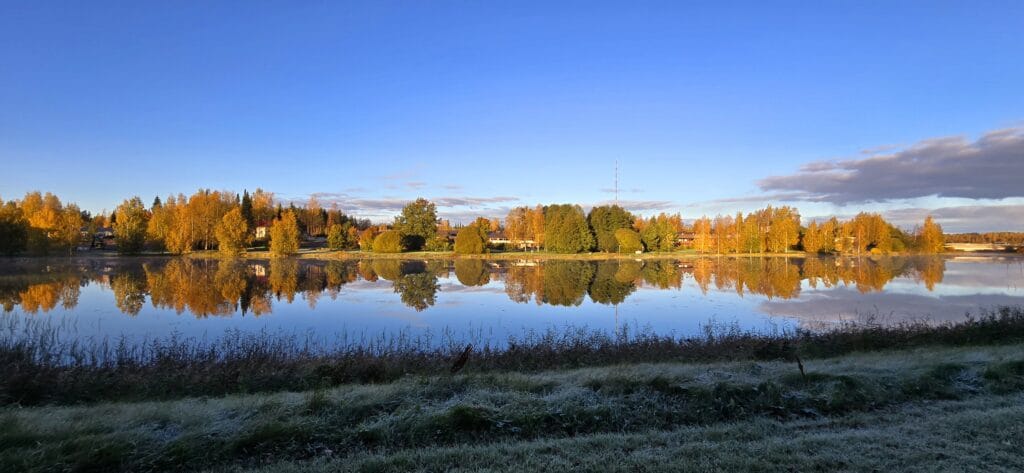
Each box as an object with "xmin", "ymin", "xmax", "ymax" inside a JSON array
[{"xmin": 2, "ymin": 306, "xmax": 1023, "ymax": 405}]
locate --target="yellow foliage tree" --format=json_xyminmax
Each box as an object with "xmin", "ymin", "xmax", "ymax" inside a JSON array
[
  {"xmin": 215, "ymin": 207, "xmax": 249, "ymax": 257},
  {"xmin": 269, "ymin": 210, "xmax": 300, "ymax": 256},
  {"xmin": 113, "ymin": 197, "xmax": 149, "ymax": 254},
  {"xmin": 919, "ymin": 216, "xmax": 945, "ymax": 254},
  {"xmin": 693, "ymin": 216, "xmax": 712, "ymax": 253}
]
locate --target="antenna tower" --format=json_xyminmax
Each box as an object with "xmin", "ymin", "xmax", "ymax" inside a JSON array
[{"xmin": 614, "ymin": 160, "xmax": 619, "ymax": 205}]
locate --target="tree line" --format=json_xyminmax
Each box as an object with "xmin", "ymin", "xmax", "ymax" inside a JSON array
[
  {"xmin": 944, "ymin": 232, "xmax": 1024, "ymax": 246},
  {"xmin": 1, "ymin": 191, "xmax": 949, "ymax": 257},
  {"xmin": 0, "ymin": 190, "xmax": 371, "ymax": 257}
]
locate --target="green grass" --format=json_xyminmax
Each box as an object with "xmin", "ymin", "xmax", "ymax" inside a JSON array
[{"xmin": 2, "ymin": 344, "xmax": 1024, "ymax": 472}]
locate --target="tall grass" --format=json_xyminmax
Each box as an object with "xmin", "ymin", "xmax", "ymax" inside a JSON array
[{"xmin": 2, "ymin": 306, "xmax": 1024, "ymax": 405}]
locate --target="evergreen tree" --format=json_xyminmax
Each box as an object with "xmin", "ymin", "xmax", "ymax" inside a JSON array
[
  {"xmin": 543, "ymin": 204, "xmax": 594, "ymax": 253},
  {"xmin": 587, "ymin": 205, "xmax": 634, "ymax": 252},
  {"xmin": 327, "ymin": 224, "xmax": 347, "ymax": 250},
  {"xmin": 240, "ymin": 190, "xmax": 254, "ymax": 229}
]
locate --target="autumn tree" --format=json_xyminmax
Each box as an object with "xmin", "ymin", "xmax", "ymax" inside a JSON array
[
  {"xmin": 358, "ymin": 228, "xmax": 378, "ymax": 251},
  {"xmin": 918, "ymin": 216, "xmax": 945, "ymax": 254},
  {"xmin": 712, "ymin": 215, "xmax": 734, "ymax": 254},
  {"xmin": 50, "ymin": 204, "xmax": 84, "ymax": 255},
  {"xmin": 187, "ymin": 190, "xmax": 234, "ymax": 250},
  {"xmin": 215, "ymin": 207, "xmax": 249, "ymax": 256},
  {"xmin": 528, "ymin": 205, "xmax": 546, "ymax": 249},
  {"xmin": 766, "ymin": 206, "xmax": 800, "ymax": 253},
  {"xmin": 505, "ymin": 207, "xmax": 528, "ymax": 247},
  {"xmin": 846, "ymin": 212, "xmax": 891, "ymax": 254},
  {"xmin": 819, "ymin": 217, "xmax": 839, "ymax": 253},
  {"xmin": 730, "ymin": 212, "xmax": 745, "ymax": 253},
  {"xmin": 505, "ymin": 205, "xmax": 546, "ymax": 250},
  {"xmin": 692, "ymin": 216, "xmax": 712, "ymax": 253},
  {"xmin": 20, "ymin": 191, "xmax": 64, "ymax": 254},
  {"xmin": 269, "ymin": 210, "xmax": 300, "ymax": 256},
  {"xmin": 803, "ymin": 221, "xmax": 821, "ymax": 253},
  {"xmin": 587, "ymin": 205, "xmax": 634, "ymax": 252},
  {"xmin": 301, "ymin": 195, "xmax": 325, "ymax": 237},
  {"xmin": 739, "ymin": 210, "xmax": 767, "ymax": 253},
  {"xmin": 147, "ymin": 195, "xmax": 175, "ymax": 251},
  {"xmin": 113, "ymin": 197, "xmax": 149, "ymax": 254},
  {"xmin": 165, "ymin": 194, "xmax": 196, "ymax": 254},
  {"xmin": 394, "ymin": 198, "xmax": 437, "ymax": 250},
  {"xmin": 250, "ymin": 188, "xmax": 276, "ymax": 224}
]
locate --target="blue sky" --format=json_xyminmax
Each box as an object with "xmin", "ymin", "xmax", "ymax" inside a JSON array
[{"xmin": 2, "ymin": 1, "xmax": 1023, "ymax": 231}]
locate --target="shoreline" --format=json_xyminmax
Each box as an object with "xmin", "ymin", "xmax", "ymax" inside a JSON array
[{"xmin": 5, "ymin": 248, "xmax": 1022, "ymax": 263}]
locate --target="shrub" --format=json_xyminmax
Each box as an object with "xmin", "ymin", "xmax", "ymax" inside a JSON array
[
  {"xmin": 424, "ymin": 236, "xmax": 452, "ymax": 252},
  {"xmin": 373, "ymin": 230, "xmax": 405, "ymax": 253},
  {"xmin": 614, "ymin": 228, "xmax": 643, "ymax": 253},
  {"xmin": 454, "ymin": 226, "xmax": 486, "ymax": 254}
]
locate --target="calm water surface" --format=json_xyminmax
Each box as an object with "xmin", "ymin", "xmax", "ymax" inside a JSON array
[{"xmin": 2, "ymin": 256, "xmax": 1022, "ymax": 346}]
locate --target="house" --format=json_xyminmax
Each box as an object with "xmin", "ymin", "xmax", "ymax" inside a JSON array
[
  {"xmin": 488, "ymin": 231, "xmax": 538, "ymax": 250},
  {"xmin": 254, "ymin": 220, "xmax": 271, "ymax": 240}
]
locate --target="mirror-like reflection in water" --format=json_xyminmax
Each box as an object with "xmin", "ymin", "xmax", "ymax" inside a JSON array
[{"xmin": 1, "ymin": 256, "xmax": 1022, "ymax": 345}]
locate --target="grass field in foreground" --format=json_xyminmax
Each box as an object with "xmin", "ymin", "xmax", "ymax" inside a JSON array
[{"xmin": 3, "ymin": 343, "xmax": 1024, "ymax": 472}]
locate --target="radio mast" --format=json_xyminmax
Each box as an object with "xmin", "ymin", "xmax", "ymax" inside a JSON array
[{"xmin": 614, "ymin": 160, "xmax": 619, "ymax": 205}]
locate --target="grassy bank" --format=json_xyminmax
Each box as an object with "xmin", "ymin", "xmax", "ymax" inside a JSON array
[
  {"xmin": 3, "ymin": 307, "xmax": 1024, "ymax": 406},
  {"xmin": 2, "ymin": 344, "xmax": 1024, "ymax": 472}
]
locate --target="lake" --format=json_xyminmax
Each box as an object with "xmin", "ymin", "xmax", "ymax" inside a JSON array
[{"xmin": 2, "ymin": 255, "xmax": 1022, "ymax": 347}]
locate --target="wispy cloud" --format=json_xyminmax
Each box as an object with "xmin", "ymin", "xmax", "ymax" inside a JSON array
[
  {"xmin": 599, "ymin": 187, "xmax": 644, "ymax": 194},
  {"xmin": 687, "ymin": 192, "xmax": 814, "ymax": 207},
  {"xmin": 759, "ymin": 127, "xmax": 1024, "ymax": 204},
  {"xmin": 292, "ymin": 193, "xmax": 520, "ymax": 222},
  {"xmin": 593, "ymin": 199, "xmax": 676, "ymax": 211},
  {"xmin": 433, "ymin": 196, "xmax": 519, "ymax": 207}
]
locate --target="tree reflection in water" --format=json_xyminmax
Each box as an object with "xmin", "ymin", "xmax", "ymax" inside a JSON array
[
  {"xmin": 0, "ymin": 256, "xmax": 951, "ymax": 317},
  {"xmin": 454, "ymin": 259, "xmax": 490, "ymax": 287}
]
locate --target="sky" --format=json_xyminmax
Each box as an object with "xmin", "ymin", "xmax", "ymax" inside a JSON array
[{"xmin": 2, "ymin": 1, "xmax": 1023, "ymax": 232}]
